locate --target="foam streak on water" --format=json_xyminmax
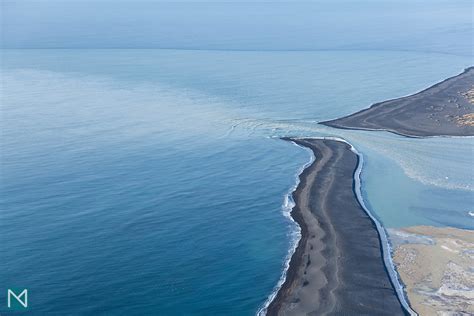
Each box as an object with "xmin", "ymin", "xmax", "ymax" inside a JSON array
[{"xmin": 257, "ymin": 141, "xmax": 314, "ymax": 316}]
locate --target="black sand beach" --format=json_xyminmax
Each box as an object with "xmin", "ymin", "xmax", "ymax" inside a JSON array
[
  {"xmin": 266, "ymin": 138, "xmax": 407, "ymax": 316},
  {"xmin": 321, "ymin": 67, "xmax": 474, "ymax": 137}
]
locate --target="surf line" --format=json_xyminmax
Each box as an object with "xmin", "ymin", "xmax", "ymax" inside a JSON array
[{"xmin": 258, "ymin": 136, "xmax": 417, "ymax": 316}]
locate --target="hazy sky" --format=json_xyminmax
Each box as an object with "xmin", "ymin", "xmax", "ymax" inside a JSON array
[{"xmin": 1, "ymin": 0, "xmax": 472, "ymax": 54}]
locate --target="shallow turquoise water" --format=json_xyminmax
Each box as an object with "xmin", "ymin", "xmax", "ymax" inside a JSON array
[{"xmin": 1, "ymin": 1, "xmax": 473, "ymax": 314}]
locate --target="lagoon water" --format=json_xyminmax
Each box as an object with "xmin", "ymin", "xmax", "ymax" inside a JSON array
[{"xmin": 1, "ymin": 1, "xmax": 473, "ymax": 315}]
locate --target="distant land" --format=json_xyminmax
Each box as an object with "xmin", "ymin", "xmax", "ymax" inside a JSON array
[{"xmin": 321, "ymin": 67, "xmax": 474, "ymax": 137}]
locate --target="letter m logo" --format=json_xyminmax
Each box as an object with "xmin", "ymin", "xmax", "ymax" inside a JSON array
[{"xmin": 8, "ymin": 288, "xmax": 28, "ymax": 310}]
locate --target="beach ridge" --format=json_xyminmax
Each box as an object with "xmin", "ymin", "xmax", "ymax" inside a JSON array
[
  {"xmin": 320, "ymin": 67, "xmax": 474, "ymax": 137},
  {"xmin": 264, "ymin": 138, "xmax": 411, "ymax": 315}
]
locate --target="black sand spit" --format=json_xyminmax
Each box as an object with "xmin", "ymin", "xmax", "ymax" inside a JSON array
[
  {"xmin": 321, "ymin": 67, "xmax": 474, "ymax": 137},
  {"xmin": 266, "ymin": 138, "xmax": 408, "ymax": 316}
]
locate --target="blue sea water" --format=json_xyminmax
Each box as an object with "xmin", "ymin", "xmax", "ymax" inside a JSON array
[{"xmin": 1, "ymin": 1, "xmax": 473, "ymax": 315}]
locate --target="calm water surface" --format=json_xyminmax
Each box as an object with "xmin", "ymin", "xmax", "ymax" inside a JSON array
[{"xmin": 1, "ymin": 1, "xmax": 473, "ymax": 314}]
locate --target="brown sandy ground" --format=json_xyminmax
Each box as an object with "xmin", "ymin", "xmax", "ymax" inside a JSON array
[{"xmin": 389, "ymin": 226, "xmax": 474, "ymax": 315}]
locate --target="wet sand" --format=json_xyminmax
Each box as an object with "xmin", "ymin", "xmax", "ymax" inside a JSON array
[
  {"xmin": 389, "ymin": 226, "xmax": 474, "ymax": 315},
  {"xmin": 321, "ymin": 67, "xmax": 474, "ymax": 137},
  {"xmin": 266, "ymin": 138, "xmax": 407, "ymax": 315}
]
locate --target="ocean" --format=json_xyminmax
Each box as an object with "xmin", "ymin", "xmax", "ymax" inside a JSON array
[{"xmin": 1, "ymin": 1, "xmax": 473, "ymax": 315}]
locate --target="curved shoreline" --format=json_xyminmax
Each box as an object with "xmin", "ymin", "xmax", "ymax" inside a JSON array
[
  {"xmin": 320, "ymin": 67, "xmax": 474, "ymax": 137},
  {"xmin": 348, "ymin": 139, "xmax": 415, "ymax": 315},
  {"xmin": 257, "ymin": 143, "xmax": 315, "ymax": 316},
  {"xmin": 261, "ymin": 137, "xmax": 415, "ymax": 316}
]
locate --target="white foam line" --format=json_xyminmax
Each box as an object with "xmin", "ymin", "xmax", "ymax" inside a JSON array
[
  {"xmin": 256, "ymin": 141, "xmax": 315, "ymax": 316},
  {"xmin": 258, "ymin": 136, "xmax": 417, "ymax": 316},
  {"xmin": 346, "ymin": 138, "xmax": 418, "ymax": 316}
]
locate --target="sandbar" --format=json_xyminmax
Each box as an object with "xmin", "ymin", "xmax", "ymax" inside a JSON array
[
  {"xmin": 266, "ymin": 138, "xmax": 408, "ymax": 315},
  {"xmin": 321, "ymin": 67, "xmax": 474, "ymax": 137}
]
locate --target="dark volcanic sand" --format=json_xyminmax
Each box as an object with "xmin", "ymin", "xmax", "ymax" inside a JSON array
[
  {"xmin": 320, "ymin": 67, "xmax": 474, "ymax": 137},
  {"xmin": 266, "ymin": 138, "xmax": 408, "ymax": 316}
]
